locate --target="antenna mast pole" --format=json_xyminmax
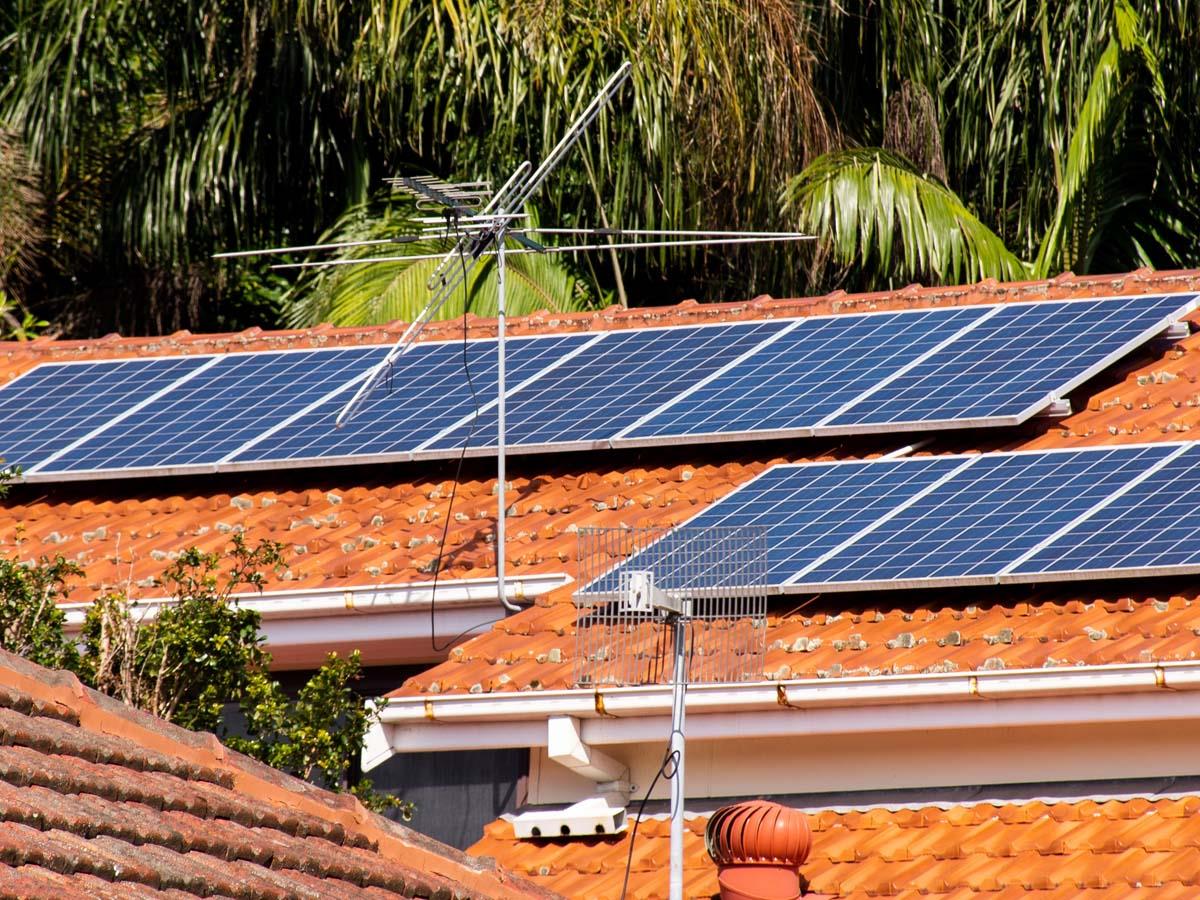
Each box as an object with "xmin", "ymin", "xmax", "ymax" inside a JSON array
[
  {"xmin": 496, "ymin": 218, "xmax": 508, "ymax": 610},
  {"xmin": 668, "ymin": 609, "xmax": 687, "ymax": 900}
]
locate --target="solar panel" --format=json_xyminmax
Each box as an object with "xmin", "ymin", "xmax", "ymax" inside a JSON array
[
  {"xmin": 1012, "ymin": 441, "xmax": 1200, "ymax": 578},
  {"xmin": 617, "ymin": 306, "xmax": 986, "ymax": 442},
  {"xmin": 584, "ymin": 441, "xmax": 1200, "ymax": 596},
  {"xmin": 821, "ymin": 294, "xmax": 1195, "ymax": 430},
  {"xmin": 232, "ymin": 332, "xmax": 597, "ymax": 466},
  {"xmin": 794, "ymin": 444, "xmax": 1177, "ymax": 589},
  {"xmin": 423, "ymin": 321, "xmax": 789, "ymax": 453},
  {"xmin": 35, "ymin": 348, "xmax": 386, "ymax": 474},
  {"xmin": 580, "ymin": 455, "xmax": 968, "ymax": 594},
  {"xmin": 7, "ymin": 291, "xmax": 1197, "ymax": 482},
  {"xmin": 0, "ymin": 357, "xmax": 212, "ymax": 471},
  {"xmin": 622, "ymin": 294, "xmax": 1197, "ymax": 442}
]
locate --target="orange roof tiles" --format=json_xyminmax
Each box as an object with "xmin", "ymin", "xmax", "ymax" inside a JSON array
[
  {"xmin": 0, "ymin": 648, "xmax": 555, "ymax": 899},
  {"xmin": 470, "ymin": 797, "xmax": 1200, "ymax": 898},
  {"xmin": 0, "ymin": 268, "xmax": 1194, "ymax": 613},
  {"xmin": 393, "ymin": 581, "xmax": 1200, "ymax": 695},
  {"xmin": 4, "ymin": 272, "xmax": 1200, "ymax": 897}
]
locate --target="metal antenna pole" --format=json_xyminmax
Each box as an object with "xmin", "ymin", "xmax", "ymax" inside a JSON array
[
  {"xmin": 668, "ymin": 611, "xmax": 687, "ymax": 900},
  {"xmin": 496, "ymin": 229, "xmax": 515, "ymax": 612}
]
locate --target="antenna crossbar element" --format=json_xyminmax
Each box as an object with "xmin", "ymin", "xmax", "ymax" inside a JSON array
[
  {"xmin": 338, "ymin": 65, "xmax": 635, "ymax": 428},
  {"xmin": 389, "ymin": 176, "xmax": 493, "ymax": 214},
  {"xmin": 499, "ymin": 61, "xmax": 633, "ymax": 219},
  {"xmin": 274, "ymin": 231, "xmax": 814, "ymax": 271}
]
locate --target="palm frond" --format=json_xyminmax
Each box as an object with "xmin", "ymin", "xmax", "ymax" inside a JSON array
[
  {"xmin": 1033, "ymin": 0, "xmax": 1164, "ymax": 277},
  {"xmin": 283, "ymin": 201, "xmax": 608, "ymax": 329},
  {"xmin": 782, "ymin": 148, "xmax": 1029, "ymax": 289}
]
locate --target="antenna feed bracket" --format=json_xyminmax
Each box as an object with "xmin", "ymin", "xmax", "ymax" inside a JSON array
[{"xmin": 625, "ymin": 570, "xmax": 684, "ymax": 616}]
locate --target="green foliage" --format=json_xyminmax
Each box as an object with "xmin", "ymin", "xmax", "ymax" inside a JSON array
[
  {"xmin": 4, "ymin": 0, "xmax": 1199, "ymax": 328},
  {"xmin": 38, "ymin": 533, "xmax": 404, "ymax": 811},
  {"xmin": 284, "ymin": 200, "xmax": 605, "ymax": 328},
  {"xmin": 786, "ymin": 0, "xmax": 1200, "ymax": 290},
  {"xmin": 80, "ymin": 534, "xmax": 283, "ymax": 731},
  {"xmin": 782, "ymin": 148, "xmax": 1029, "ymax": 289},
  {"xmin": 230, "ymin": 651, "xmax": 412, "ymax": 818},
  {"xmin": 0, "ymin": 554, "xmax": 81, "ymax": 671},
  {"xmin": 0, "ymin": 469, "xmax": 79, "ymax": 670}
]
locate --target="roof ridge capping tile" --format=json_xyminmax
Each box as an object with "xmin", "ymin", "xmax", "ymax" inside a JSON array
[{"xmin": 0, "ymin": 647, "xmax": 560, "ymax": 899}]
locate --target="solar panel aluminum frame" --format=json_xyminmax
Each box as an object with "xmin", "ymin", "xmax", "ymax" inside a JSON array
[{"xmin": 10, "ymin": 292, "xmax": 1199, "ymax": 483}]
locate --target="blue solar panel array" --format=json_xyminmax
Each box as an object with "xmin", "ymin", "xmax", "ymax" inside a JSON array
[
  {"xmin": 582, "ymin": 442, "xmax": 1200, "ymax": 595},
  {"xmin": 0, "ymin": 291, "xmax": 1194, "ymax": 481}
]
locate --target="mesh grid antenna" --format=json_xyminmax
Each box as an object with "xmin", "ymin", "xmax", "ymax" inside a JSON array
[
  {"xmin": 575, "ymin": 524, "xmax": 767, "ymax": 900},
  {"xmin": 574, "ymin": 525, "xmax": 768, "ymax": 687}
]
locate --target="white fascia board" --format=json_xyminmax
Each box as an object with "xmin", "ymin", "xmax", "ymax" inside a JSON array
[
  {"xmin": 59, "ymin": 572, "xmax": 571, "ymax": 628},
  {"xmin": 58, "ymin": 573, "xmax": 570, "ymax": 669},
  {"xmin": 377, "ymin": 661, "xmax": 1200, "ymax": 752}
]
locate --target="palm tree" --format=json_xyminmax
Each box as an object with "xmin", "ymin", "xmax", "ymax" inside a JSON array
[
  {"xmin": 3, "ymin": 0, "xmax": 1197, "ymax": 333},
  {"xmin": 1, "ymin": 0, "xmax": 834, "ymax": 334},
  {"xmin": 782, "ymin": 0, "xmax": 1200, "ymax": 291},
  {"xmin": 283, "ymin": 200, "xmax": 606, "ymax": 328}
]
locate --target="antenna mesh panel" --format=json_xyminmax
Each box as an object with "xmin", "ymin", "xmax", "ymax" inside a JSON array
[{"xmin": 574, "ymin": 525, "xmax": 768, "ymax": 687}]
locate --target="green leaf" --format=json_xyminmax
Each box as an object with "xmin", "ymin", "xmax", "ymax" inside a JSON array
[{"xmin": 782, "ymin": 148, "xmax": 1029, "ymax": 288}]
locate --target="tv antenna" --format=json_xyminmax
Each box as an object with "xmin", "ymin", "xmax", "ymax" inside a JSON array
[
  {"xmin": 575, "ymin": 524, "xmax": 768, "ymax": 900},
  {"xmin": 214, "ymin": 62, "xmax": 810, "ymax": 620}
]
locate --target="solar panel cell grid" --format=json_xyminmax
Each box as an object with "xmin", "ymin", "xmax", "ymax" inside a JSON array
[
  {"xmin": 426, "ymin": 321, "xmax": 787, "ymax": 451},
  {"xmin": 798, "ymin": 445, "xmax": 1177, "ymax": 586},
  {"xmin": 1013, "ymin": 442, "xmax": 1200, "ymax": 575},
  {"xmin": 582, "ymin": 457, "xmax": 968, "ymax": 591},
  {"xmin": 41, "ymin": 348, "xmax": 385, "ymax": 472},
  {"xmin": 623, "ymin": 306, "xmax": 985, "ymax": 439},
  {"xmin": 0, "ymin": 357, "xmax": 210, "ymax": 470},
  {"xmin": 233, "ymin": 332, "xmax": 595, "ymax": 463},
  {"xmin": 824, "ymin": 295, "xmax": 1190, "ymax": 427}
]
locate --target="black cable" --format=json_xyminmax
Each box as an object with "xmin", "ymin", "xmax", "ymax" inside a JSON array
[
  {"xmin": 618, "ymin": 744, "xmax": 680, "ymax": 900},
  {"xmin": 429, "ymin": 216, "xmax": 491, "ymax": 652},
  {"xmin": 618, "ymin": 622, "xmax": 694, "ymax": 900}
]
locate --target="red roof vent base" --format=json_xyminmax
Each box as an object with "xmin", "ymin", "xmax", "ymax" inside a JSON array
[
  {"xmin": 705, "ymin": 800, "xmax": 813, "ymax": 900},
  {"xmin": 717, "ymin": 863, "xmax": 801, "ymax": 900}
]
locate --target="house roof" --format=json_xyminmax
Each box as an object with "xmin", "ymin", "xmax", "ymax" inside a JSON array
[
  {"xmin": 6, "ymin": 268, "xmax": 1200, "ymax": 898},
  {"xmin": 468, "ymin": 794, "xmax": 1200, "ymax": 899},
  {"xmin": 2, "ymin": 268, "xmax": 1197, "ymax": 609},
  {"xmin": 0, "ymin": 647, "xmax": 555, "ymax": 899}
]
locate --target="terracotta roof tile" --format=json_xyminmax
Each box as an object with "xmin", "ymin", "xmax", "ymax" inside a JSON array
[
  {"xmin": 470, "ymin": 797, "xmax": 1200, "ymax": 898},
  {"xmin": 4, "ymin": 268, "xmax": 1200, "ymax": 681},
  {"xmin": 0, "ymin": 649, "xmax": 557, "ymax": 899},
  {"xmin": 393, "ymin": 582, "xmax": 1200, "ymax": 695}
]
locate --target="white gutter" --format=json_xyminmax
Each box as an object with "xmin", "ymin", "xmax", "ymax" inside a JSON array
[
  {"xmin": 371, "ymin": 661, "xmax": 1200, "ymax": 755},
  {"xmin": 61, "ymin": 573, "xmax": 570, "ymax": 669}
]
